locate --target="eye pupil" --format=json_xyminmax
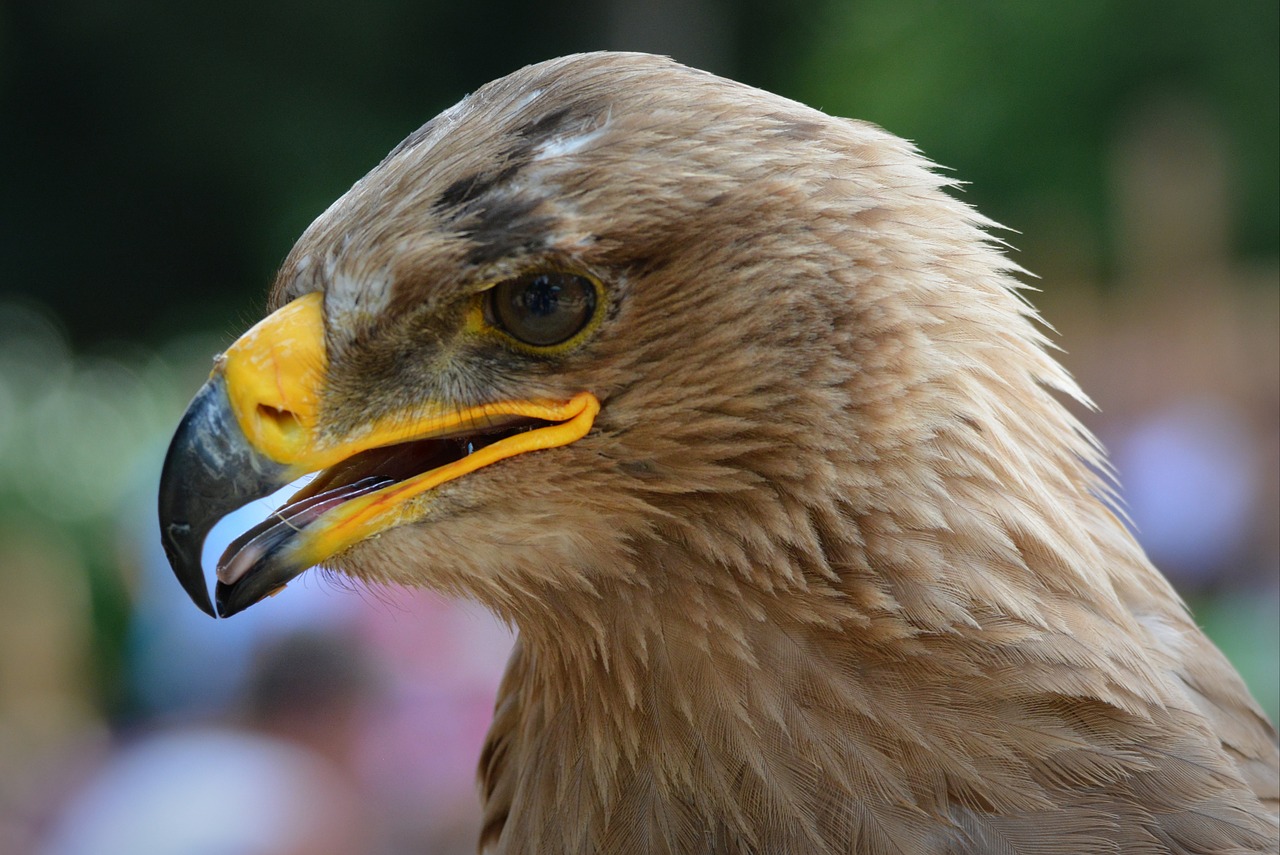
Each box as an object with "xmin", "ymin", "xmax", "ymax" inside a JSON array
[
  {"xmin": 490, "ymin": 272, "xmax": 598, "ymax": 347},
  {"xmin": 522, "ymin": 275, "xmax": 560, "ymax": 317}
]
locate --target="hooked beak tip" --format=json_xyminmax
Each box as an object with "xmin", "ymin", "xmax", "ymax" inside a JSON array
[
  {"xmin": 157, "ymin": 375, "xmax": 290, "ymax": 618},
  {"xmin": 161, "ymin": 522, "xmax": 217, "ymax": 617}
]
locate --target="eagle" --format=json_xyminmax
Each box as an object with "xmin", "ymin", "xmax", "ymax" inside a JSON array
[{"xmin": 158, "ymin": 53, "xmax": 1278, "ymax": 854}]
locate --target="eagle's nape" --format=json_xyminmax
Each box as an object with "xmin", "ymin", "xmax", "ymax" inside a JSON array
[{"xmin": 157, "ymin": 52, "xmax": 1279, "ymax": 854}]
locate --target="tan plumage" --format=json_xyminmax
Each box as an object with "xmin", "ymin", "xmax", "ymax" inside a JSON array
[{"xmin": 174, "ymin": 53, "xmax": 1279, "ymax": 852}]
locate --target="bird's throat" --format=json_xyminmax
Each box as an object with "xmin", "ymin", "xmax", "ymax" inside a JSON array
[{"xmin": 481, "ymin": 579, "xmax": 875, "ymax": 854}]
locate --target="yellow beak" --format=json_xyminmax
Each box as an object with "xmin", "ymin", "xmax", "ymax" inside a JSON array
[{"xmin": 158, "ymin": 291, "xmax": 599, "ymax": 617}]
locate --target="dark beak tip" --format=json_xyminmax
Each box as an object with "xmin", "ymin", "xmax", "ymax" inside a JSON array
[
  {"xmin": 214, "ymin": 591, "xmax": 236, "ymax": 618},
  {"xmin": 157, "ymin": 376, "xmax": 290, "ymax": 620},
  {"xmin": 159, "ymin": 525, "xmax": 217, "ymax": 618},
  {"xmin": 182, "ymin": 577, "xmax": 218, "ymax": 618},
  {"xmin": 215, "ymin": 581, "xmax": 251, "ymax": 619},
  {"xmin": 189, "ymin": 587, "xmax": 219, "ymax": 619}
]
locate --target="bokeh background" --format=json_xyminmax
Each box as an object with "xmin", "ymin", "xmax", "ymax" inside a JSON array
[{"xmin": 2, "ymin": 1, "xmax": 1276, "ymax": 853}]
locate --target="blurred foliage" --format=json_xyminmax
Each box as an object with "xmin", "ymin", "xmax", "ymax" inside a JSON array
[
  {"xmin": 2, "ymin": 0, "xmax": 604, "ymax": 345},
  {"xmin": 787, "ymin": 1, "xmax": 1279, "ymax": 280},
  {"xmin": 2, "ymin": 0, "xmax": 1275, "ymax": 346}
]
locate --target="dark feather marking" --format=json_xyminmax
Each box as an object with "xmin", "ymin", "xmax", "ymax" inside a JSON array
[
  {"xmin": 502, "ymin": 102, "xmax": 606, "ymax": 167},
  {"xmin": 435, "ymin": 105, "xmax": 592, "ymax": 217},
  {"xmin": 516, "ymin": 106, "xmax": 576, "ymax": 144},
  {"xmin": 436, "ymin": 163, "xmax": 525, "ymax": 215},
  {"xmin": 463, "ymin": 195, "xmax": 554, "ymax": 266}
]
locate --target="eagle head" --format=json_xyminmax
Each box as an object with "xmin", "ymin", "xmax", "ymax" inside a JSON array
[
  {"xmin": 157, "ymin": 52, "xmax": 1277, "ymax": 854},
  {"xmin": 160, "ymin": 52, "xmax": 1043, "ymax": 623}
]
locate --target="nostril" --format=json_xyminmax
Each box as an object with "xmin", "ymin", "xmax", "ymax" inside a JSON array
[{"xmin": 256, "ymin": 404, "xmax": 303, "ymax": 442}]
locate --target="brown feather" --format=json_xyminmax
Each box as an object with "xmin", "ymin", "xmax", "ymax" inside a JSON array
[{"xmin": 268, "ymin": 53, "xmax": 1278, "ymax": 853}]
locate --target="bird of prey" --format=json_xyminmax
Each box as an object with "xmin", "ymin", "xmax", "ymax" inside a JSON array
[{"xmin": 158, "ymin": 53, "xmax": 1279, "ymax": 854}]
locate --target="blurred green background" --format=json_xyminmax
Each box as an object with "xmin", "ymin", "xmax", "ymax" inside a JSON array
[{"xmin": 1, "ymin": 2, "xmax": 1276, "ymax": 853}]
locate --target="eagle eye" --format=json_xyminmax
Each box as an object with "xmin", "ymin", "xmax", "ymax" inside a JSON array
[{"xmin": 487, "ymin": 272, "xmax": 600, "ymax": 348}]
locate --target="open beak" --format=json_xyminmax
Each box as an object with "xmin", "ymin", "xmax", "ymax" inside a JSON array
[{"xmin": 158, "ymin": 292, "xmax": 599, "ymax": 618}]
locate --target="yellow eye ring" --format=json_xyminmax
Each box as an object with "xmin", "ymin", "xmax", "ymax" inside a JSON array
[{"xmin": 468, "ymin": 271, "xmax": 606, "ymax": 355}]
